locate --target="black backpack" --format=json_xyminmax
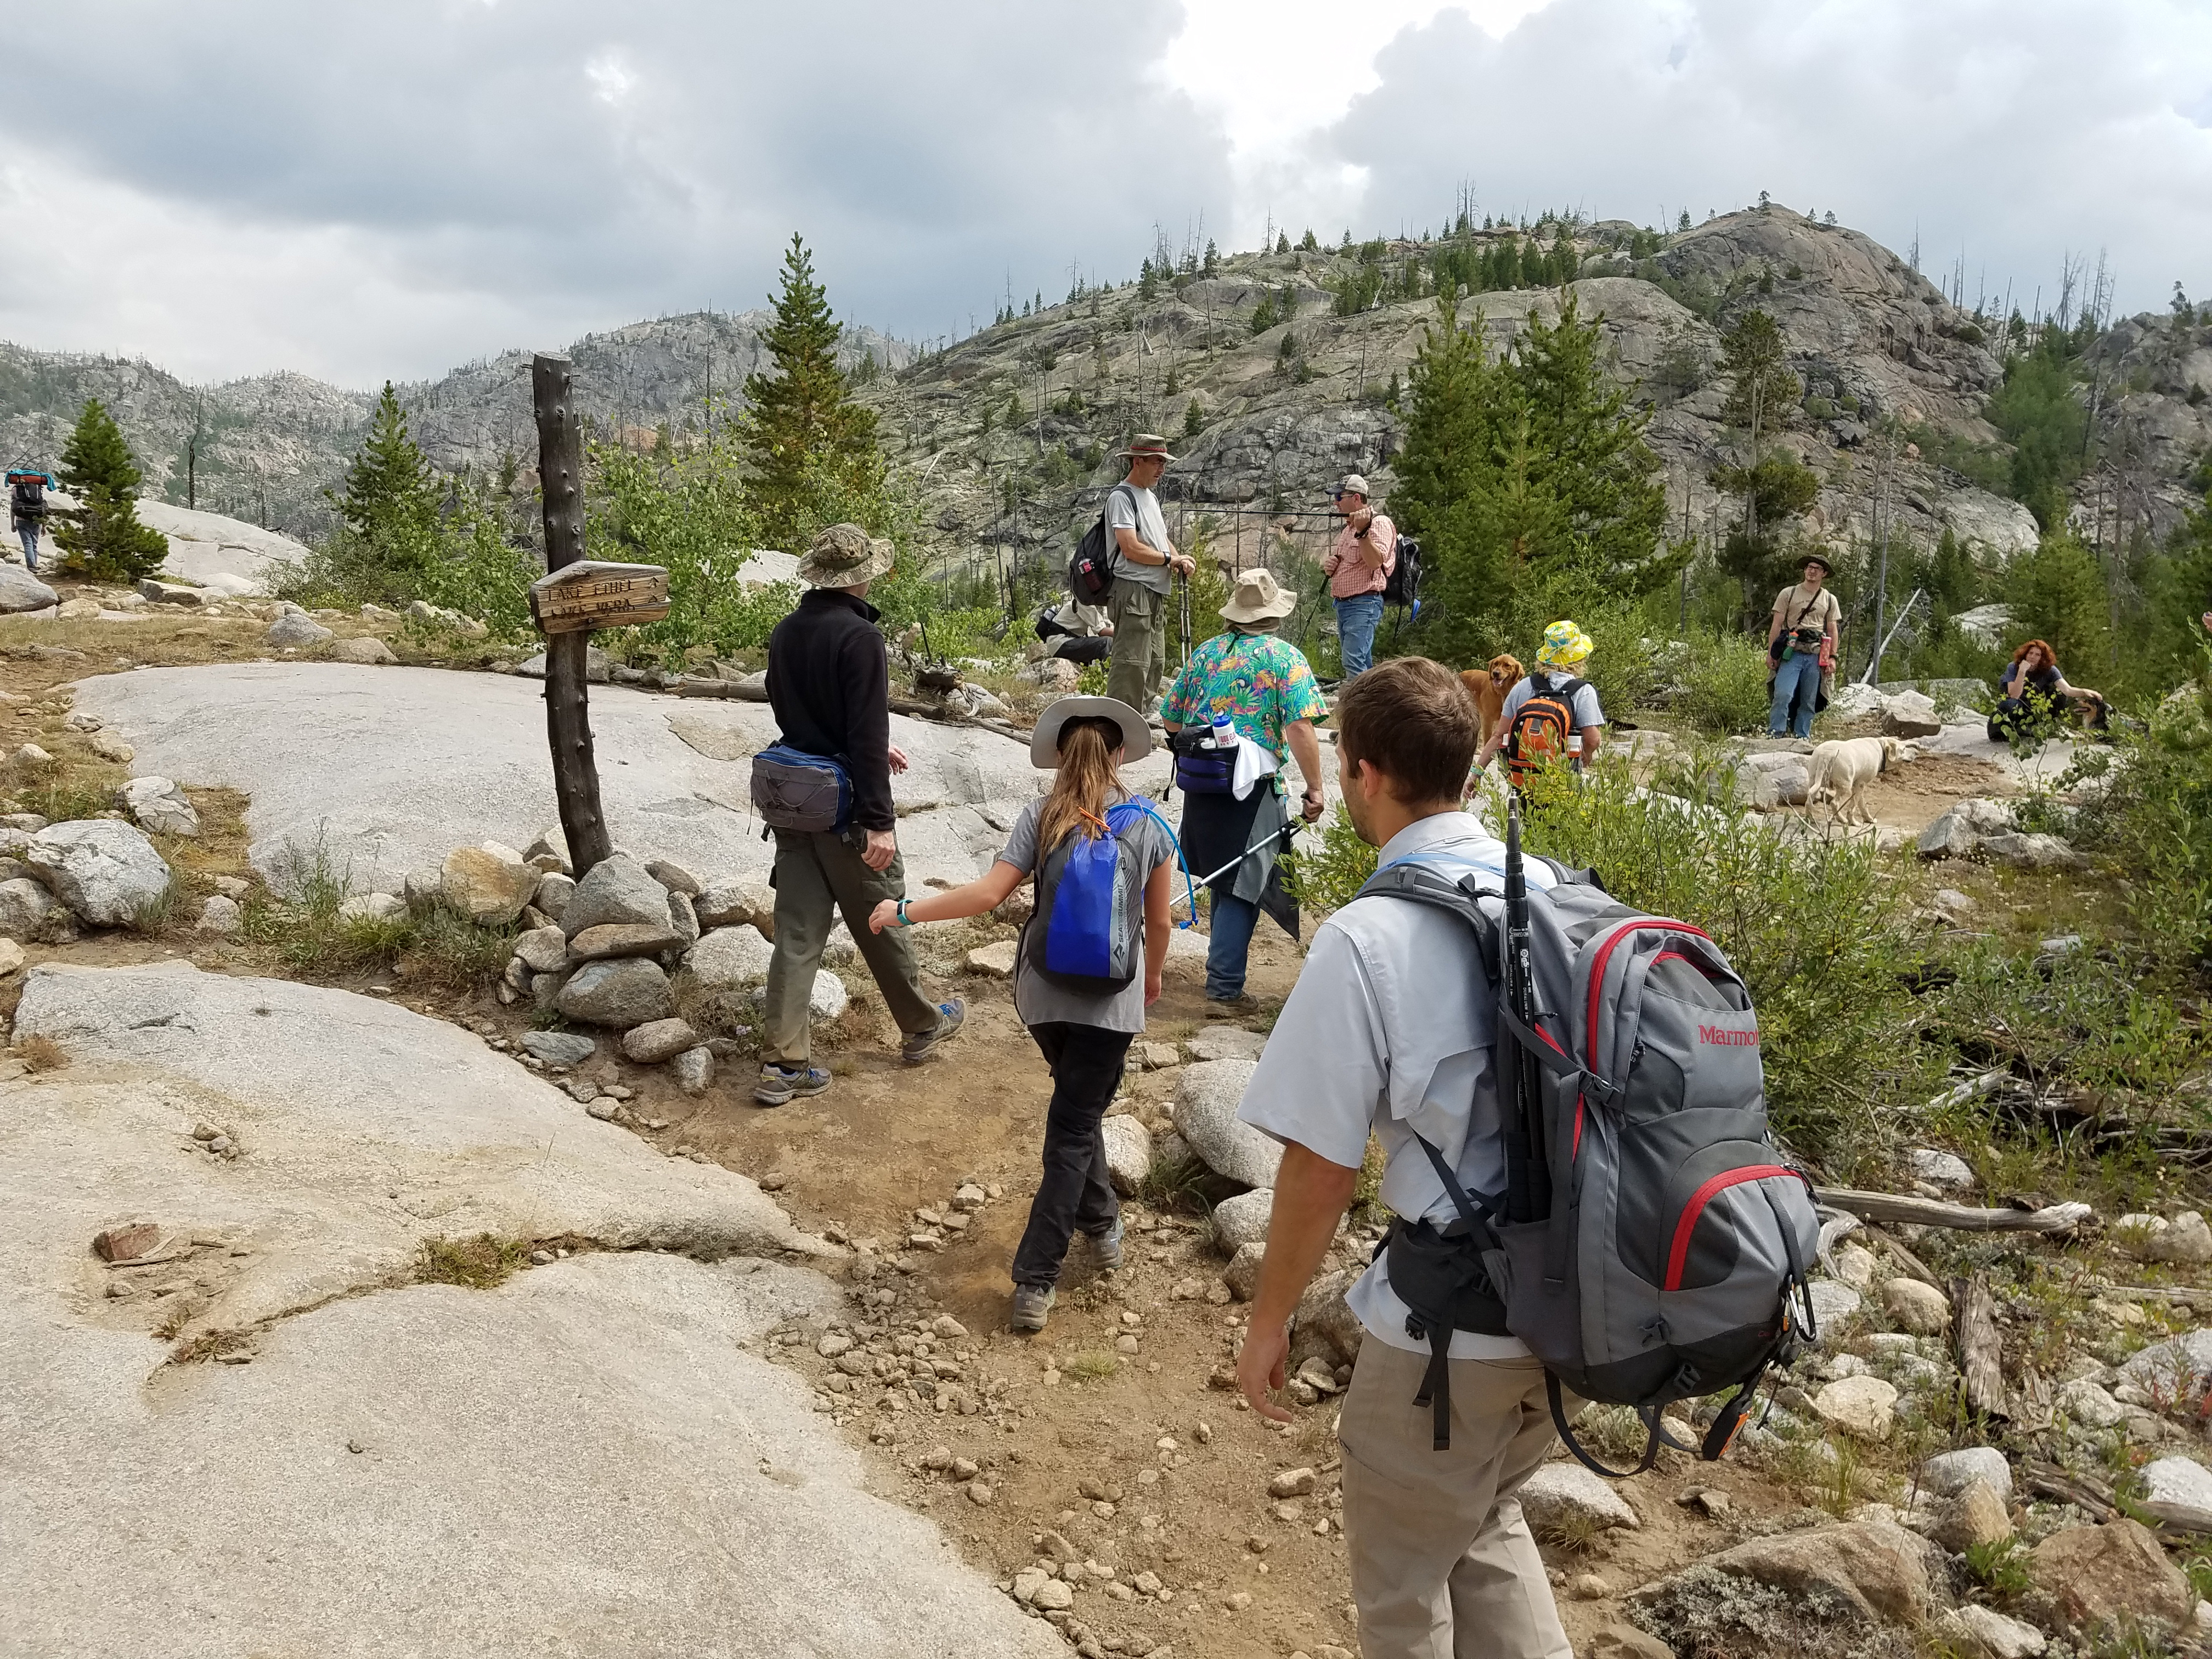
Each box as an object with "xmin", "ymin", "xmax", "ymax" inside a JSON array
[
  {"xmin": 1384, "ymin": 534, "xmax": 1421, "ymax": 608},
  {"xmin": 1069, "ymin": 484, "xmax": 1135, "ymax": 603},
  {"xmin": 9, "ymin": 475, "xmax": 47, "ymax": 520}
]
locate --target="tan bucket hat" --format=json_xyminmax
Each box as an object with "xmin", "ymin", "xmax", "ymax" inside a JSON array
[
  {"xmin": 797, "ymin": 522, "xmax": 898, "ymax": 589},
  {"xmin": 1029, "ymin": 696, "xmax": 1153, "ymax": 769},
  {"xmin": 1116, "ymin": 433, "xmax": 1177, "ymax": 464},
  {"xmin": 1221, "ymin": 568, "xmax": 1297, "ymax": 624}
]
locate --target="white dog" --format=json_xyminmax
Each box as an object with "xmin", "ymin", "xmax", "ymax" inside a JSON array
[{"xmin": 1805, "ymin": 736, "xmax": 1909, "ymax": 824}]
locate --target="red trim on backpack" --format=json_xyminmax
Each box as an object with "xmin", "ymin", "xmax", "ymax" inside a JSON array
[
  {"xmin": 1571, "ymin": 1095, "xmax": 1584, "ymax": 1160},
  {"xmin": 1585, "ymin": 919, "xmax": 1714, "ymax": 1070},
  {"xmin": 1664, "ymin": 1165, "xmax": 1794, "ymax": 1290}
]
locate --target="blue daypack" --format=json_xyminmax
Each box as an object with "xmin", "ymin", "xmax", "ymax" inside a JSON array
[{"xmin": 1028, "ymin": 800, "xmax": 1165, "ymax": 990}]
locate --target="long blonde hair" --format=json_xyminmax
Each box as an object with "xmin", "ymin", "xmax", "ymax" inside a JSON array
[{"xmin": 1036, "ymin": 719, "xmax": 1126, "ymax": 851}]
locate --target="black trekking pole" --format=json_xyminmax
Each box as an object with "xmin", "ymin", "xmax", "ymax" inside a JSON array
[{"xmin": 1502, "ymin": 797, "xmax": 1551, "ymax": 1222}]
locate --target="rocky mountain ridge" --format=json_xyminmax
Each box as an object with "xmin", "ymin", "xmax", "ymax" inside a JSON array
[{"xmin": 4, "ymin": 207, "xmax": 2205, "ymax": 580}]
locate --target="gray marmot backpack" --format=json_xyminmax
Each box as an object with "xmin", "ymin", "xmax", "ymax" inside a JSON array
[{"xmin": 1355, "ymin": 811, "xmax": 1819, "ymax": 1476}]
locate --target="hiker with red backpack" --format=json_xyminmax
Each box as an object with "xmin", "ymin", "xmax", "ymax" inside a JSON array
[
  {"xmin": 866, "ymin": 696, "xmax": 1179, "ymax": 1334},
  {"xmin": 1473, "ymin": 620, "xmax": 1605, "ymax": 787},
  {"xmin": 1234, "ymin": 656, "xmax": 1818, "ymax": 1659}
]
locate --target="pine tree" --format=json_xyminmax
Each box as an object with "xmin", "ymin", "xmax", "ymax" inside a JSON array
[
  {"xmin": 737, "ymin": 234, "xmax": 882, "ymax": 549},
  {"xmin": 54, "ymin": 398, "xmax": 169, "ymax": 581},
  {"xmin": 1275, "ymin": 232, "xmax": 1290, "ymax": 256},
  {"xmin": 333, "ymin": 383, "xmax": 439, "ymax": 555},
  {"xmin": 1184, "ymin": 398, "xmax": 1205, "ymax": 439}
]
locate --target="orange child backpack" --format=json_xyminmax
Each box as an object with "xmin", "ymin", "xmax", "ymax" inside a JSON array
[{"xmin": 1505, "ymin": 672, "xmax": 1583, "ymax": 787}]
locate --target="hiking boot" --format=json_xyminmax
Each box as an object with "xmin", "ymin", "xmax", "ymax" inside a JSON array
[
  {"xmin": 1204, "ymin": 994, "xmax": 1260, "ymax": 1019},
  {"xmin": 1086, "ymin": 1220, "xmax": 1125, "ymax": 1271},
  {"xmin": 901, "ymin": 998, "xmax": 967, "ymax": 1064},
  {"xmin": 1009, "ymin": 1284, "xmax": 1056, "ymax": 1333},
  {"xmin": 753, "ymin": 1063, "xmax": 831, "ymax": 1107}
]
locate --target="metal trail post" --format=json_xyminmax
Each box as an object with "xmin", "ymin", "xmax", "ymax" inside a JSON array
[{"xmin": 532, "ymin": 354, "xmax": 615, "ymax": 877}]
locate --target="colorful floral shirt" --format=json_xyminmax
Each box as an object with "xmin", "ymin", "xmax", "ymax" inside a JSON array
[{"xmin": 1160, "ymin": 630, "xmax": 1328, "ymax": 758}]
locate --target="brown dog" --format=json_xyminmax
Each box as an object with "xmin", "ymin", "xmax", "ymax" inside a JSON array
[{"xmin": 1461, "ymin": 654, "xmax": 1525, "ymax": 749}]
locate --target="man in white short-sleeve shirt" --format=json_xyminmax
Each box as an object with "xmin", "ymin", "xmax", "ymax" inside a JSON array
[
  {"xmin": 1233, "ymin": 656, "xmax": 1576, "ymax": 1659},
  {"xmin": 1102, "ymin": 433, "xmax": 1194, "ymax": 717}
]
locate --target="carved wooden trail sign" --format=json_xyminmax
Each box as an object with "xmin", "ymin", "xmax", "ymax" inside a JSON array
[{"xmin": 529, "ymin": 560, "xmax": 671, "ymax": 634}]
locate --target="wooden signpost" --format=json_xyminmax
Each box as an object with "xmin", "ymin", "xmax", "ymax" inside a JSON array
[{"xmin": 529, "ymin": 352, "xmax": 641, "ymax": 879}]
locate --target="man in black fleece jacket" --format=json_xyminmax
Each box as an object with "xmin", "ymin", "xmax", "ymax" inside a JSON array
[{"xmin": 756, "ymin": 524, "xmax": 964, "ymax": 1105}]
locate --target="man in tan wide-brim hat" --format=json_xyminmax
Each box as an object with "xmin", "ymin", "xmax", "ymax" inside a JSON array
[
  {"xmin": 1098, "ymin": 433, "xmax": 1195, "ymax": 720},
  {"xmin": 756, "ymin": 522, "xmax": 966, "ymax": 1107}
]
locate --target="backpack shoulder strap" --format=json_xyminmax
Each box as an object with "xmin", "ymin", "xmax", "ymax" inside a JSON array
[{"xmin": 1353, "ymin": 860, "xmax": 1503, "ymax": 966}]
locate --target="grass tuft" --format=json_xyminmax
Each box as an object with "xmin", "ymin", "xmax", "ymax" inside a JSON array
[
  {"xmin": 1060, "ymin": 1349, "xmax": 1121, "ymax": 1383},
  {"xmin": 415, "ymin": 1232, "xmax": 531, "ymax": 1289},
  {"xmin": 15, "ymin": 1034, "xmax": 66, "ymax": 1072}
]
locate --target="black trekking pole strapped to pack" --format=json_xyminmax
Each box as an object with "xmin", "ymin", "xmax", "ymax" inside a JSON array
[{"xmin": 1501, "ymin": 797, "xmax": 1549, "ymax": 1226}]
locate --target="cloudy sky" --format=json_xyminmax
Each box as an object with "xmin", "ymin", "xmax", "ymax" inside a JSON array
[{"xmin": 0, "ymin": 0, "xmax": 2205, "ymax": 388}]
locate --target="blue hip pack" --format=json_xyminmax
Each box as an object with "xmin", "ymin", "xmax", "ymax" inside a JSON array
[{"xmin": 750, "ymin": 743, "xmax": 853, "ymax": 833}]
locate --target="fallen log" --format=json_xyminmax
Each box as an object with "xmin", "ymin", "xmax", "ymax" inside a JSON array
[
  {"xmin": 1814, "ymin": 1188, "xmax": 2092, "ymax": 1234},
  {"xmin": 668, "ymin": 673, "xmax": 1032, "ymax": 744},
  {"xmin": 2018, "ymin": 1457, "xmax": 2117, "ymax": 1521},
  {"xmin": 1955, "ymin": 1274, "xmax": 2010, "ymax": 1421}
]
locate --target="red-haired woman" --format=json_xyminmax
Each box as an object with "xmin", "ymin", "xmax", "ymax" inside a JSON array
[{"xmin": 1993, "ymin": 639, "xmax": 2108, "ymax": 737}]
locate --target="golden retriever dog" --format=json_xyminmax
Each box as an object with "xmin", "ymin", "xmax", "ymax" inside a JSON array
[
  {"xmin": 1805, "ymin": 735, "xmax": 1909, "ymax": 824},
  {"xmin": 1460, "ymin": 654, "xmax": 1525, "ymax": 749}
]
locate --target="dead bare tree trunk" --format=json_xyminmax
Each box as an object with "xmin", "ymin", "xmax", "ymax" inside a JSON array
[
  {"xmin": 532, "ymin": 354, "xmax": 614, "ymax": 878},
  {"xmin": 1954, "ymin": 1275, "xmax": 2008, "ymax": 1421}
]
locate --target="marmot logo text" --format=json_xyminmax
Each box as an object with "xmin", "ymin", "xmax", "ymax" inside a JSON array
[{"xmin": 1697, "ymin": 1025, "xmax": 1759, "ymax": 1047}]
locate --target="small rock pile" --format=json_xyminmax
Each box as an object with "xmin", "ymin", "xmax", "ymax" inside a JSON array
[{"xmin": 1916, "ymin": 798, "xmax": 2085, "ymax": 870}]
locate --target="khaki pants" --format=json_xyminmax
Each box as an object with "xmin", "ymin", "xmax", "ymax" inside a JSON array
[
  {"xmin": 1105, "ymin": 577, "xmax": 1166, "ymax": 714},
  {"xmin": 1337, "ymin": 1340, "xmax": 1575, "ymax": 1659},
  {"xmin": 763, "ymin": 828, "xmax": 939, "ymax": 1066}
]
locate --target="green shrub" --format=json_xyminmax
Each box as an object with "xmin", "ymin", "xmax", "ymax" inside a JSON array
[
  {"xmin": 2069, "ymin": 662, "xmax": 2212, "ymax": 970},
  {"xmin": 1672, "ymin": 628, "xmax": 1775, "ymax": 735}
]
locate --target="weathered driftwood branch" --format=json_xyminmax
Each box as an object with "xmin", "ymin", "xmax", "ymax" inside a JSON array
[
  {"xmin": 1813, "ymin": 1188, "xmax": 2092, "ymax": 1234},
  {"xmin": 2019, "ymin": 1458, "xmax": 2117, "ymax": 1521},
  {"xmin": 1954, "ymin": 1275, "xmax": 2010, "ymax": 1421},
  {"xmin": 532, "ymin": 354, "xmax": 614, "ymax": 877},
  {"xmin": 1863, "ymin": 1223, "xmax": 1942, "ymax": 1289}
]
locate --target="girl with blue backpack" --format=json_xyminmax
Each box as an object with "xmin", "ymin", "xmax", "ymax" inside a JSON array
[{"xmin": 868, "ymin": 696, "xmax": 1177, "ymax": 1333}]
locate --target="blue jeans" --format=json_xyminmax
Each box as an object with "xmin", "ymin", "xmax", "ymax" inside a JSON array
[
  {"xmin": 1768, "ymin": 651, "xmax": 1822, "ymax": 737},
  {"xmin": 1206, "ymin": 890, "xmax": 1261, "ymax": 1000},
  {"xmin": 1335, "ymin": 591, "xmax": 1385, "ymax": 679},
  {"xmin": 15, "ymin": 522, "xmax": 38, "ymax": 570}
]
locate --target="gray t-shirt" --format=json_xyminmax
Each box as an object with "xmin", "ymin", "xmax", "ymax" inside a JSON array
[
  {"xmin": 1105, "ymin": 483, "xmax": 1174, "ymax": 596},
  {"xmin": 997, "ymin": 793, "xmax": 1174, "ymax": 1034},
  {"xmin": 1501, "ymin": 672, "xmax": 1605, "ymax": 731}
]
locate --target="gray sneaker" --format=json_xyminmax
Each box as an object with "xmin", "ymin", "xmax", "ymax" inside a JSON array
[
  {"xmin": 1009, "ymin": 1284, "xmax": 1055, "ymax": 1333},
  {"xmin": 754, "ymin": 1063, "xmax": 830, "ymax": 1107},
  {"xmin": 1086, "ymin": 1220, "xmax": 1125, "ymax": 1271},
  {"xmin": 901, "ymin": 998, "xmax": 967, "ymax": 1064}
]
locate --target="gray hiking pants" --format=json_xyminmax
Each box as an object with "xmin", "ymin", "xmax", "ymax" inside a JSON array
[{"xmin": 762, "ymin": 827, "xmax": 938, "ymax": 1066}]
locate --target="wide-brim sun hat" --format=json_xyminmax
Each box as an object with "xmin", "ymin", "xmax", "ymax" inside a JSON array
[
  {"xmin": 1221, "ymin": 567, "xmax": 1297, "ymax": 624},
  {"xmin": 1537, "ymin": 619, "xmax": 1595, "ymax": 668},
  {"xmin": 1030, "ymin": 696, "xmax": 1153, "ymax": 769},
  {"xmin": 796, "ymin": 522, "xmax": 898, "ymax": 588},
  {"xmin": 1116, "ymin": 433, "xmax": 1177, "ymax": 463},
  {"xmin": 1801, "ymin": 551, "xmax": 1835, "ymax": 575}
]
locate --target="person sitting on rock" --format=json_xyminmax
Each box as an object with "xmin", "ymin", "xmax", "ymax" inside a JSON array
[
  {"xmin": 755, "ymin": 523, "xmax": 965, "ymax": 1106},
  {"xmin": 866, "ymin": 697, "xmax": 1175, "ymax": 1333},
  {"xmin": 1993, "ymin": 638, "xmax": 2108, "ymax": 738},
  {"xmin": 1157, "ymin": 568, "xmax": 1328, "ymax": 1018},
  {"xmin": 1233, "ymin": 656, "xmax": 1581, "ymax": 1659}
]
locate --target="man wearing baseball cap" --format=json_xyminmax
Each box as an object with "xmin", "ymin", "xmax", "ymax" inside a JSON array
[
  {"xmin": 1103, "ymin": 435, "xmax": 1195, "ymax": 717},
  {"xmin": 1323, "ymin": 473, "xmax": 1395, "ymax": 679}
]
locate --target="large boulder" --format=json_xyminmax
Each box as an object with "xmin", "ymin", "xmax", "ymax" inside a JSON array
[
  {"xmin": 1812, "ymin": 1375, "xmax": 1898, "ymax": 1440},
  {"xmin": 557, "ymin": 959, "xmax": 676, "ymax": 1029},
  {"xmin": 1929, "ymin": 1477, "xmax": 2011, "ymax": 1553},
  {"xmin": 0, "ymin": 874, "xmax": 68, "ymax": 941},
  {"xmin": 696, "ymin": 876, "xmax": 775, "ymax": 934},
  {"xmin": 686, "ymin": 925, "xmax": 775, "ymax": 990},
  {"xmin": 0, "ymin": 564, "xmax": 58, "ymax": 613},
  {"xmin": 2026, "ymin": 1520, "xmax": 2193, "ymax": 1636},
  {"xmin": 1981, "ymin": 831, "xmax": 2086, "ymax": 871},
  {"xmin": 266, "ymin": 608, "xmax": 335, "ymax": 649},
  {"xmin": 441, "ymin": 842, "xmax": 538, "ymax": 925},
  {"xmin": 1916, "ymin": 797, "xmax": 2013, "ymax": 860},
  {"xmin": 25, "ymin": 820, "xmax": 172, "ymax": 927},
  {"xmin": 561, "ymin": 853, "xmax": 674, "ymax": 939},
  {"xmin": 1172, "ymin": 1059, "xmax": 1280, "ymax": 1189}
]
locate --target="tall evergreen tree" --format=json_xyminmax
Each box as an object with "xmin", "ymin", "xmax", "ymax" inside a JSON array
[
  {"xmin": 1393, "ymin": 293, "xmax": 1669, "ymax": 661},
  {"xmin": 54, "ymin": 398, "xmax": 170, "ymax": 581},
  {"xmin": 332, "ymin": 383, "xmax": 439, "ymax": 557},
  {"xmin": 1714, "ymin": 308, "xmax": 1805, "ymax": 606},
  {"xmin": 737, "ymin": 234, "xmax": 881, "ymax": 549}
]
